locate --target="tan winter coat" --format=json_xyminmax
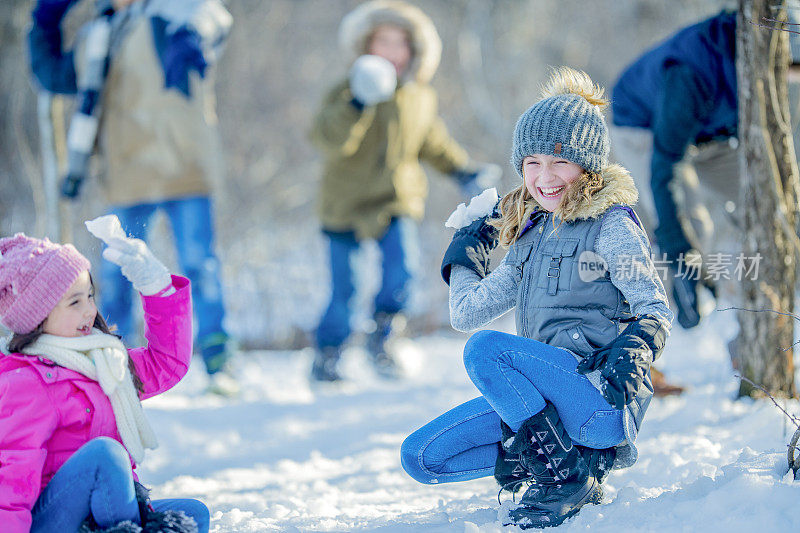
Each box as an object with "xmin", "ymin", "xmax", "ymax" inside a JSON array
[
  {"xmin": 93, "ymin": 17, "xmax": 223, "ymax": 206},
  {"xmin": 311, "ymin": 1, "xmax": 469, "ymax": 239}
]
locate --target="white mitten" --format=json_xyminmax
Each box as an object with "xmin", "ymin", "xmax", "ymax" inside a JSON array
[
  {"xmin": 85, "ymin": 215, "xmax": 172, "ymax": 296},
  {"xmin": 349, "ymin": 55, "xmax": 397, "ymax": 106}
]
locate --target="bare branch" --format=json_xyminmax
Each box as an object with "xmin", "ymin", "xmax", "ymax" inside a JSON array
[
  {"xmin": 763, "ymin": 16, "xmax": 800, "ymax": 26},
  {"xmin": 717, "ymin": 305, "xmax": 800, "ymax": 322},
  {"xmin": 718, "ymin": 306, "xmax": 800, "ymax": 351},
  {"xmin": 751, "ymin": 17, "xmax": 800, "ymax": 34},
  {"xmin": 735, "ymin": 374, "xmax": 800, "ymax": 429}
]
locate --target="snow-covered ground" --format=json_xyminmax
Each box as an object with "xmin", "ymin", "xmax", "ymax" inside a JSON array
[{"xmin": 140, "ymin": 310, "xmax": 800, "ymax": 532}]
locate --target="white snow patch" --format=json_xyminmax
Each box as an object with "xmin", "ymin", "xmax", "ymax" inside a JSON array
[
  {"xmin": 137, "ymin": 309, "xmax": 800, "ymax": 531},
  {"xmin": 445, "ymin": 188, "xmax": 499, "ymax": 229}
]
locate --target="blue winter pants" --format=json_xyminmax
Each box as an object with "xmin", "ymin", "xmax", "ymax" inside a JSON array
[
  {"xmin": 30, "ymin": 437, "xmax": 209, "ymax": 532},
  {"xmin": 100, "ymin": 196, "xmax": 228, "ymax": 370},
  {"xmin": 316, "ymin": 218, "xmax": 414, "ymax": 348},
  {"xmin": 401, "ymin": 330, "xmax": 625, "ymax": 484}
]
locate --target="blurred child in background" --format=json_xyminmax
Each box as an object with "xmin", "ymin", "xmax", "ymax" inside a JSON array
[{"xmin": 310, "ymin": 0, "xmax": 500, "ymax": 382}]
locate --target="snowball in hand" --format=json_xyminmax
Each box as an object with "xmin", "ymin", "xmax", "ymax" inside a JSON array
[
  {"xmin": 445, "ymin": 188, "xmax": 500, "ymax": 229},
  {"xmin": 85, "ymin": 214, "xmax": 134, "ymax": 251},
  {"xmin": 349, "ymin": 54, "xmax": 397, "ymax": 106},
  {"xmin": 88, "ymin": 215, "xmax": 171, "ymax": 296}
]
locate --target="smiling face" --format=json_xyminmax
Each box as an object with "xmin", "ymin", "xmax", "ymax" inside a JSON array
[
  {"xmin": 522, "ymin": 154, "xmax": 585, "ymax": 212},
  {"xmin": 42, "ymin": 270, "xmax": 97, "ymax": 337},
  {"xmin": 367, "ymin": 24, "xmax": 412, "ymax": 77}
]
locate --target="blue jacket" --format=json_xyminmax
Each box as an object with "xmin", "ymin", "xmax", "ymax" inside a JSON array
[
  {"xmin": 28, "ymin": 0, "xmax": 208, "ymax": 98},
  {"xmin": 28, "ymin": 0, "xmax": 82, "ymax": 94},
  {"xmin": 611, "ymin": 11, "xmax": 737, "ymax": 257}
]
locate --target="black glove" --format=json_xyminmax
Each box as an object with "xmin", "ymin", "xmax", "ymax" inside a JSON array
[
  {"xmin": 135, "ymin": 480, "xmax": 197, "ymax": 530},
  {"xmin": 576, "ymin": 314, "xmax": 667, "ymax": 409},
  {"xmin": 672, "ymin": 275, "xmax": 703, "ymax": 329},
  {"xmin": 440, "ymin": 207, "xmax": 500, "ymax": 284},
  {"xmin": 667, "ymin": 250, "xmax": 717, "ymax": 330},
  {"xmin": 60, "ymin": 173, "xmax": 84, "ymax": 199}
]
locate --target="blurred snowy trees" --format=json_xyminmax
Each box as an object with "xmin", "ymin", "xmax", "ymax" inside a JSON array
[{"xmin": 1, "ymin": 0, "xmax": 734, "ymax": 347}]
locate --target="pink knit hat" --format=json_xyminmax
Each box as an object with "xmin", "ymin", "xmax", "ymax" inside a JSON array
[{"xmin": 0, "ymin": 234, "xmax": 91, "ymax": 334}]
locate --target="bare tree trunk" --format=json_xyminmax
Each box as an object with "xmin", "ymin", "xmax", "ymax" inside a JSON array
[
  {"xmin": 0, "ymin": 0, "xmax": 40, "ymax": 235},
  {"xmin": 737, "ymin": 0, "xmax": 799, "ymax": 398}
]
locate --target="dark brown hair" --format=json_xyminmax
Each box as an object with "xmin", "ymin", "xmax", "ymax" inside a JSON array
[{"xmin": 7, "ymin": 285, "xmax": 144, "ymax": 393}]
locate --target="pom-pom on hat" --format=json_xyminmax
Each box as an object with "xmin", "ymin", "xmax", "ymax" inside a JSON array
[
  {"xmin": 0, "ymin": 234, "xmax": 91, "ymax": 334},
  {"xmin": 511, "ymin": 66, "xmax": 610, "ymax": 176}
]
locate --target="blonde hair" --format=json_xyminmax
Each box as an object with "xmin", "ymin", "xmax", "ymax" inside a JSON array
[
  {"xmin": 490, "ymin": 171, "xmax": 604, "ymax": 247},
  {"xmin": 490, "ymin": 184, "xmax": 535, "ymax": 248}
]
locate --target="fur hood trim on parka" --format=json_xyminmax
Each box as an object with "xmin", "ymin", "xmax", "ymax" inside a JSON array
[
  {"xmin": 539, "ymin": 163, "xmax": 639, "ymax": 222},
  {"xmin": 338, "ymin": 0, "xmax": 442, "ymax": 84}
]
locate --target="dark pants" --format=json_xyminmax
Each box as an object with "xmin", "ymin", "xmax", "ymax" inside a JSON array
[{"xmin": 316, "ymin": 218, "xmax": 415, "ymax": 348}]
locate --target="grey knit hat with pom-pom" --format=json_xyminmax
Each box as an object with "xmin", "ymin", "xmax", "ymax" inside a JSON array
[{"xmin": 511, "ymin": 67, "xmax": 610, "ymax": 176}]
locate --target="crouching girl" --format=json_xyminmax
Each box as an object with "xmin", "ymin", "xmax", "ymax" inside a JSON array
[{"xmin": 401, "ymin": 67, "xmax": 673, "ymax": 528}]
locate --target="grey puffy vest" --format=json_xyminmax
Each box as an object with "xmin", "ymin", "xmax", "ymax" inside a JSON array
[{"xmin": 507, "ymin": 207, "xmax": 653, "ymax": 469}]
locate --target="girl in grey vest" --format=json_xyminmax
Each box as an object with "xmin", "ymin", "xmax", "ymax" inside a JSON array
[{"xmin": 401, "ymin": 67, "xmax": 673, "ymax": 529}]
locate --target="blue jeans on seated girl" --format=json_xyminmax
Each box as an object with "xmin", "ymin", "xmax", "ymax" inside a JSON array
[
  {"xmin": 401, "ymin": 330, "xmax": 625, "ymax": 484},
  {"xmin": 31, "ymin": 437, "xmax": 209, "ymax": 533}
]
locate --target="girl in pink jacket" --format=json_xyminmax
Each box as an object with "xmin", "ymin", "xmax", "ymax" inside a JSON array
[{"xmin": 0, "ymin": 228, "xmax": 208, "ymax": 532}]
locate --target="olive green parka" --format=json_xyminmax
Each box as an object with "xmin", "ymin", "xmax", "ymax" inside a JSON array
[{"xmin": 311, "ymin": 1, "xmax": 469, "ymax": 239}]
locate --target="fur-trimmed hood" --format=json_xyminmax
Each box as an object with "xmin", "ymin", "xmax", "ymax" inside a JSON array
[
  {"xmin": 338, "ymin": 1, "xmax": 442, "ymax": 84},
  {"xmin": 538, "ymin": 164, "xmax": 639, "ymax": 222}
]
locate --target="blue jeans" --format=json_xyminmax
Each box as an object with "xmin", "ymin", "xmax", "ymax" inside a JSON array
[
  {"xmin": 316, "ymin": 218, "xmax": 415, "ymax": 348},
  {"xmin": 31, "ymin": 438, "xmax": 209, "ymax": 532},
  {"xmin": 101, "ymin": 196, "xmax": 228, "ymax": 371},
  {"xmin": 401, "ymin": 330, "xmax": 625, "ymax": 484}
]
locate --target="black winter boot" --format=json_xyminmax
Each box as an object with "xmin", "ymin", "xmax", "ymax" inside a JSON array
[
  {"xmin": 504, "ymin": 403, "xmax": 602, "ymax": 529},
  {"xmin": 311, "ymin": 345, "xmax": 343, "ymax": 382},
  {"xmin": 366, "ymin": 312, "xmax": 401, "ymax": 378},
  {"xmin": 78, "ymin": 482, "xmax": 198, "ymax": 533},
  {"xmin": 141, "ymin": 510, "xmax": 198, "ymax": 533},
  {"xmin": 495, "ymin": 420, "xmax": 529, "ymax": 493},
  {"xmin": 575, "ymin": 445, "xmax": 616, "ymax": 485},
  {"xmin": 496, "ymin": 424, "xmax": 616, "ymax": 495},
  {"xmin": 79, "ymin": 521, "xmax": 141, "ymax": 533}
]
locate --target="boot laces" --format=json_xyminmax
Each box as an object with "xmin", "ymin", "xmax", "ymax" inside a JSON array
[
  {"xmin": 497, "ymin": 473, "xmax": 535, "ymax": 505},
  {"xmin": 496, "ymin": 459, "xmax": 565, "ymax": 505}
]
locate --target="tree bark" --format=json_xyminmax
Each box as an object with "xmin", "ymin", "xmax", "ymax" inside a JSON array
[
  {"xmin": 737, "ymin": 0, "xmax": 799, "ymax": 397},
  {"xmin": 0, "ymin": 0, "xmax": 40, "ymax": 235}
]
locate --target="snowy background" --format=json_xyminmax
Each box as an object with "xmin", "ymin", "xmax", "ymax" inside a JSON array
[
  {"xmin": 2, "ymin": 0, "xmax": 800, "ymax": 529},
  {"xmin": 0, "ymin": 0, "xmax": 744, "ymax": 348},
  {"xmin": 139, "ymin": 309, "xmax": 800, "ymax": 532}
]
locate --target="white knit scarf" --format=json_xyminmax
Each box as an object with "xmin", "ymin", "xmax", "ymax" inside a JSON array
[{"xmin": 22, "ymin": 329, "xmax": 158, "ymax": 463}]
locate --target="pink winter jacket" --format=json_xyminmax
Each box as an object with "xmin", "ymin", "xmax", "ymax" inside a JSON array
[{"xmin": 0, "ymin": 275, "xmax": 193, "ymax": 533}]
